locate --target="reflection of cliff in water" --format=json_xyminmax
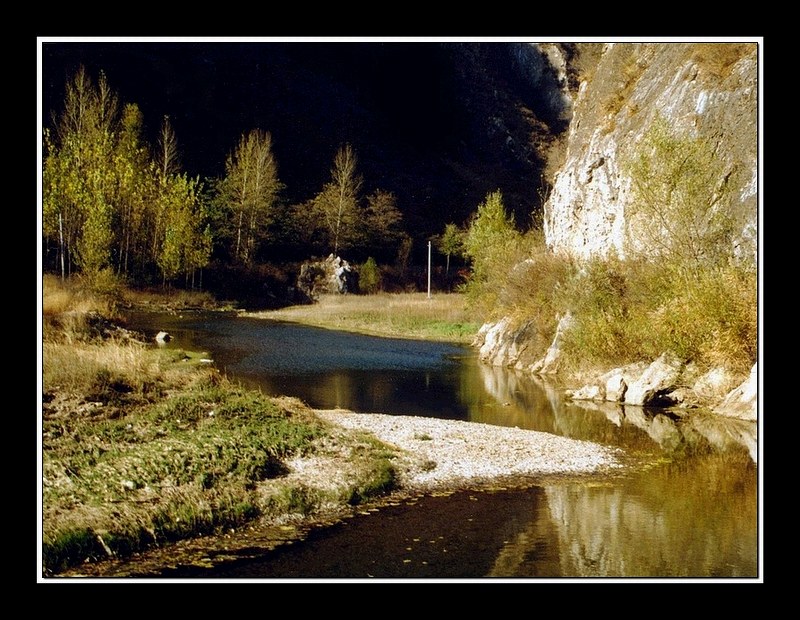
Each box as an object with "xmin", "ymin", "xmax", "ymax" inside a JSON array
[
  {"xmin": 471, "ymin": 364, "xmax": 758, "ymax": 577},
  {"xmin": 483, "ymin": 450, "xmax": 757, "ymax": 578},
  {"xmin": 543, "ymin": 448, "xmax": 757, "ymax": 577},
  {"xmin": 470, "ymin": 363, "xmax": 758, "ymax": 463}
]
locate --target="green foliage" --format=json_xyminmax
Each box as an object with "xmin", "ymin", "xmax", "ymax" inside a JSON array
[
  {"xmin": 462, "ymin": 191, "xmax": 524, "ymax": 313},
  {"xmin": 474, "ymin": 192, "xmax": 755, "ymax": 375},
  {"xmin": 265, "ymin": 485, "xmax": 324, "ymax": 517},
  {"xmin": 42, "ymin": 367, "xmax": 331, "ymax": 573},
  {"xmin": 438, "ymin": 222, "xmax": 465, "ymax": 276},
  {"xmin": 43, "ymin": 67, "xmax": 120, "ymax": 278},
  {"xmin": 43, "ymin": 67, "xmax": 213, "ymax": 287},
  {"xmin": 496, "ymin": 240, "xmax": 577, "ymax": 352},
  {"xmin": 559, "ymin": 258, "xmax": 757, "ymax": 373},
  {"xmin": 214, "ymin": 129, "xmax": 283, "ymax": 265},
  {"xmin": 42, "ymin": 527, "xmax": 99, "ymax": 575},
  {"xmin": 312, "ymin": 143, "xmax": 363, "ymax": 255},
  {"xmin": 346, "ymin": 460, "xmax": 397, "ymax": 506},
  {"xmin": 157, "ymin": 174, "xmax": 212, "ymax": 283},
  {"xmin": 359, "ymin": 257, "xmax": 381, "ymax": 294},
  {"xmin": 625, "ymin": 116, "xmax": 738, "ymax": 271}
]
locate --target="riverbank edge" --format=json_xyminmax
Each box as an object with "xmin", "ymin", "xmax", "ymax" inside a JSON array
[
  {"xmin": 241, "ymin": 293, "xmax": 481, "ymax": 345},
  {"xmin": 54, "ymin": 407, "xmax": 629, "ymax": 579}
]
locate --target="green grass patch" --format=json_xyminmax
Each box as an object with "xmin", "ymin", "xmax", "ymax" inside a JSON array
[
  {"xmin": 346, "ymin": 460, "xmax": 397, "ymax": 506},
  {"xmin": 42, "ymin": 348, "xmax": 328, "ymax": 574},
  {"xmin": 252, "ymin": 293, "xmax": 481, "ymax": 344}
]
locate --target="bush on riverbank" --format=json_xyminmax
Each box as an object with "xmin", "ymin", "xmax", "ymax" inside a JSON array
[
  {"xmin": 462, "ymin": 207, "xmax": 757, "ymax": 378},
  {"xmin": 41, "ymin": 276, "xmax": 402, "ymax": 575}
]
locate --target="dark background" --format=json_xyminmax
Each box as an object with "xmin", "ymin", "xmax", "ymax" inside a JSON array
[{"xmin": 41, "ymin": 40, "xmax": 558, "ymax": 237}]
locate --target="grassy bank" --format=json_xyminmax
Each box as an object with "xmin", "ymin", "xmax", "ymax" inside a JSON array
[
  {"xmin": 41, "ymin": 275, "xmax": 404, "ymax": 576},
  {"xmin": 246, "ymin": 292, "xmax": 481, "ymax": 344}
]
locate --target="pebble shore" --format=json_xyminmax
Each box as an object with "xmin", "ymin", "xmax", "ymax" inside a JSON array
[{"xmin": 315, "ymin": 410, "xmax": 624, "ymax": 492}]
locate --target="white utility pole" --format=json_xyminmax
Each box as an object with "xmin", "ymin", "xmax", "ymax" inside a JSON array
[{"xmin": 427, "ymin": 240, "xmax": 432, "ymax": 299}]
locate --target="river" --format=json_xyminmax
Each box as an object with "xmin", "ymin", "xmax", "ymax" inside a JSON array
[{"xmin": 123, "ymin": 309, "xmax": 760, "ymax": 580}]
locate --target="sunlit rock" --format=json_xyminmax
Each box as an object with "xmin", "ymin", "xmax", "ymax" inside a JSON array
[
  {"xmin": 625, "ymin": 352, "xmax": 684, "ymax": 406},
  {"xmin": 603, "ymin": 372, "xmax": 627, "ymax": 402},
  {"xmin": 714, "ymin": 363, "xmax": 758, "ymax": 421},
  {"xmin": 566, "ymin": 384, "xmax": 604, "ymax": 401},
  {"xmin": 692, "ymin": 366, "xmax": 738, "ymax": 404},
  {"xmin": 529, "ymin": 312, "xmax": 574, "ymax": 375},
  {"xmin": 475, "ymin": 318, "xmax": 538, "ymax": 369},
  {"xmin": 297, "ymin": 254, "xmax": 358, "ymax": 300},
  {"xmin": 544, "ymin": 43, "xmax": 757, "ymax": 264}
]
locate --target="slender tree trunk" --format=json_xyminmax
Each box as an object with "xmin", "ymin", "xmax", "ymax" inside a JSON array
[
  {"xmin": 236, "ymin": 209, "xmax": 244, "ymax": 261},
  {"xmin": 58, "ymin": 212, "xmax": 65, "ymax": 281}
]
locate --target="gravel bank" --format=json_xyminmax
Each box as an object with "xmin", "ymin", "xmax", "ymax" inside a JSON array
[{"xmin": 314, "ymin": 410, "xmax": 624, "ymax": 492}]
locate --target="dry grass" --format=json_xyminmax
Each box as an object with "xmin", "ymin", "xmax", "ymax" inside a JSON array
[
  {"xmin": 121, "ymin": 286, "xmax": 221, "ymax": 310},
  {"xmin": 42, "ymin": 274, "xmax": 118, "ymax": 320},
  {"xmin": 247, "ymin": 293, "xmax": 481, "ymax": 343},
  {"xmin": 690, "ymin": 43, "xmax": 754, "ymax": 79},
  {"xmin": 43, "ymin": 340, "xmax": 153, "ymax": 394}
]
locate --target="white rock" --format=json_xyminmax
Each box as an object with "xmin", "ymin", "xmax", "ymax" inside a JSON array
[
  {"xmin": 625, "ymin": 352, "xmax": 683, "ymax": 406},
  {"xmin": 714, "ymin": 363, "xmax": 758, "ymax": 421}
]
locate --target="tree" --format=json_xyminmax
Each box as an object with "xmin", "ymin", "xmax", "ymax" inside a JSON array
[
  {"xmin": 463, "ymin": 190, "xmax": 521, "ymax": 284},
  {"xmin": 362, "ymin": 189, "xmax": 404, "ymax": 256},
  {"xmin": 114, "ymin": 103, "xmax": 155, "ymax": 279},
  {"xmin": 625, "ymin": 116, "xmax": 738, "ymax": 271},
  {"xmin": 216, "ymin": 129, "xmax": 282, "ymax": 264},
  {"xmin": 157, "ymin": 174, "xmax": 212, "ymax": 286},
  {"xmin": 359, "ymin": 257, "xmax": 381, "ymax": 294},
  {"xmin": 156, "ymin": 115, "xmax": 180, "ymax": 179},
  {"xmin": 43, "ymin": 66, "xmax": 120, "ymax": 279},
  {"xmin": 313, "ymin": 143, "xmax": 362, "ymax": 255},
  {"xmin": 438, "ymin": 222, "xmax": 464, "ymax": 276}
]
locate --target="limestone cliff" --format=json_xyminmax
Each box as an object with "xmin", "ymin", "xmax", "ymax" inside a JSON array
[
  {"xmin": 474, "ymin": 42, "xmax": 760, "ymax": 417},
  {"xmin": 544, "ymin": 42, "xmax": 758, "ymax": 262}
]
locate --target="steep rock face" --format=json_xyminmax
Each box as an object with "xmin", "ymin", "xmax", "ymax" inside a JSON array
[
  {"xmin": 544, "ymin": 42, "xmax": 758, "ymax": 261},
  {"xmin": 476, "ymin": 43, "xmax": 759, "ymax": 417}
]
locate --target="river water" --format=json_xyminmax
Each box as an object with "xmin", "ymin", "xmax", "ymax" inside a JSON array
[{"xmin": 124, "ymin": 310, "xmax": 760, "ymax": 580}]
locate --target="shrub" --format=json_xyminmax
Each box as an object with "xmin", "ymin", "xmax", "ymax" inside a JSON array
[
  {"xmin": 625, "ymin": 115, "xmax": 740, "ymax": 271},
  {"xmin": 560, "ymin": 256, "xmax": 757, "ymax": 373},
  {"xmin": 690, "ymin": 43, "xmax": 753, "ymax": 78},
  {"xmin": 346, "ymin": 461, "xmax": 397, "ymax": 506},
  {"xmin": 462, "ymin": 191, "xmax": 524, "ymax": 314},
  {"xmin": 359, "ymin": 257, "xmax": 381, "ymax": 294}
]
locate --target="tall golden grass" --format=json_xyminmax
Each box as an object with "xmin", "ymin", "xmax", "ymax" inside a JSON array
[{"xmin": 42, "ymin": 273, "xmax": 117, "ymax": 319}]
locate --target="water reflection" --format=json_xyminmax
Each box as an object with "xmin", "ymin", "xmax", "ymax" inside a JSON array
[
  {"xmin": 540, "ymin": 449, "xmax": 758, "ymax": 578},
  {"xmin": 124, "ymin": 310, "xmax": 759, "ymax": 578},
  {"xmin": 471, "ymin": 361, "xmax": 758, "ymax": 463}
]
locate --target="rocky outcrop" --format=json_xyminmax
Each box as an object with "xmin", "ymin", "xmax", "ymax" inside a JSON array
[
  {"xmin": 473, "ymin": 42, "xmax": 759, "ymax": 418},
  {"xmin": 714, "ymin": 363, "xmax": 758, "ymax": 421},
  {"xmin": 623, "ymin": 352, "xmax": 684, "ymax": 406},
  {"xmin": 544, "ymin": 42, "xmax": 757, "ymax": 262},
  {"xmin": 474, "ymin": 313, "xmax": 573, "ymax": 375},
  {"xmin": 297, "ymin": 255, "xmax": 358, "ymax": 300},
  {"xmin": 564, "ymin": 356, "xmax": 758, "ymax": 418},
  {"xmin": 566, "ymin": 353, "xmax": 684, "ymax": 408},
  {"xmin": 529, "ymin": 313, "xmax": 573, "ymax": 375}
]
